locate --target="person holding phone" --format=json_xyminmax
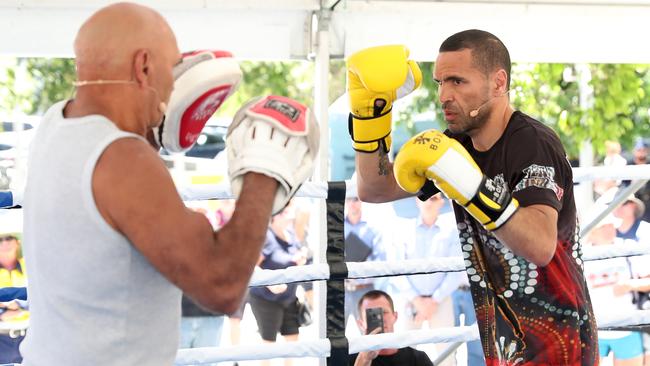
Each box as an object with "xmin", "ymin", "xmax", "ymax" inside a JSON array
[{"xmin": 350, "ymin": 290, "xmax": 433, "ymax": 366}]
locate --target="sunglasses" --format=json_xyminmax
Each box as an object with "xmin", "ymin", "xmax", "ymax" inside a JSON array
[{"xmin": 0, "ymin": 236, "xmax": 16, "ymax": 242}]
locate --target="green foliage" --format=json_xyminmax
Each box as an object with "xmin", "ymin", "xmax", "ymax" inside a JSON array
[
  {"xmin": 21, "ymin": 58, "xmax": 76, "ymax": 115},
  {"xmin": 510, "ymin": 63, "xmax": 583, "ymax": 157},
  {"xmin": 512, "ymin": 63, "xmax": 650, "ymax": 158},
  {"xmin": 0, "ymin": 58, "xmax": 76, "ymax": 116},
  {"xmin": 217, "ymin": 60, "xmax": 315, "ymax": 117}
]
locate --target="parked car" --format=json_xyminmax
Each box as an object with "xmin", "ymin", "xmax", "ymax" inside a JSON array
[
  {"xmin": 160, "ymin": 117, "xmax": 229, "ymax": 159},
  {"xmin": 184, "ymin": 124, "xmax": 227, "ymax": 159}
]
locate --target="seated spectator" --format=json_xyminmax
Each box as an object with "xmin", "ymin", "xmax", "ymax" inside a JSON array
[{"xmin": 350, "ymin": 290, "xmax": 433, "ymax": 366}]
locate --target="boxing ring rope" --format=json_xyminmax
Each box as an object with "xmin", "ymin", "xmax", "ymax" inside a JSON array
[
  {"xmin": 175, "ymin": 326, "xmax": 480, "ymax": 365},
  {"xmin": 1, "ymin": 164, "xmax": 648, "ymax": 207},
  {"xmin": 173, "ymin": 309, "xmax": 650, "ymax": 365},
  {"xmin": 248, "ymin": 242, "xmax": 650, "ymax": 287},
  {"xmin": 0, "ymin": 164, "xmax": 648, "ymax": 365}
]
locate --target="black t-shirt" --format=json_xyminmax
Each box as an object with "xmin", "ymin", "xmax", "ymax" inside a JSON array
[
  {"xmin": 447, "ymin": 111, "xmax": 598, "ymax": 365},
  {"xmin": 348, "ymin": 347, "xmax": 433, "ymax": 366}
]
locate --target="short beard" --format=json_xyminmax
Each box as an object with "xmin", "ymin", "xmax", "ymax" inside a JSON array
[{"xmin": 448, "ymin": 107, "xmax": 489, "ymax": 136}]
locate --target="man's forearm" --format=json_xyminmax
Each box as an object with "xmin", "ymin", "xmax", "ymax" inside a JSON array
[
  {"xmin": 493, "ymin": 205, "xmax": 557, "ymax": 267},
  {"xmin": 355, "ymin": 152, "xmax": 410, "ymax": 203}
]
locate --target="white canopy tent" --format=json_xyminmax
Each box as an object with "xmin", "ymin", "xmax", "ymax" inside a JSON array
[{"xmin": 1, "ymin": 0, "xmax": 650, "ymax": 63}]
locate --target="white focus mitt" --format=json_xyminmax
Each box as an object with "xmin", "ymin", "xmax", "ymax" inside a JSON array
[
  {"xmin": 226, "ymin": 96, "xmax": 320, "ymax": 214},
  {"xmin": 154, "ymin": 50, "xmax": 242, "ymax": 153}
]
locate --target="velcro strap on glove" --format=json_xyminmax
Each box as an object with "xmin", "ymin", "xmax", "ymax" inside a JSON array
[
  {"xmin": 348, "ymin": 112, "xmax": 392, "ymax": 153},
  {"xmin": 464, "ymin": 176, "xmax": 520, "ymax": 231},
  {"xmin": 155, "ymin": 50, "xmax": 242, "ymax": 153}
]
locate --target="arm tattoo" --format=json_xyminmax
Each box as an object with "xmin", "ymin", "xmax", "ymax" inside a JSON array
[{"xmin": 378, "ymin": 149, "xmax": 389, "ymax": 176}]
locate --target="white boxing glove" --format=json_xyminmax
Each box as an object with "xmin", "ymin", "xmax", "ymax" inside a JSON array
[{"xmin": 226, "ymin": 96, "xmax": 320, "ymax": 214}]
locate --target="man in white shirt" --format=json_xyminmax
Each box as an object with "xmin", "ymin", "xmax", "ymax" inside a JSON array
[{"xmin": 389, "ymin": 195, "xmax": 460, "ymax": 365}]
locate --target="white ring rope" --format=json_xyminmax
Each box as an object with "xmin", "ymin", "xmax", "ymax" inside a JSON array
[
  {"xmin": 177, "ymin": 163, "xmax": 649, "ymax": 200},
  {"xmin": 573, "ymin": 164, "xmax": 650, "ymax": 183},
  {"xmin": 176, "ymin": 180, "xmax": 355, "ymax": 201},
  {"xmin": 249, "ymin": 243, "xmax": 650, "ymax": 287},
  {"xmin": 598, "ymin": 309, "xmax": 650, "ymax": 329},
  {"xmin": 174, "ymin": 310, "xmax": 650, "ymax": 365},
  {"xmin": 251, "ymin": 258, "xmax": 464, "ymax": 287},
  {"xmin": 175, "ymin": 326, "xmax": 480, "ymax": 365},
  {"xmin": 2, "ymin": 164, "xmax": 649, "ymax": 207}
]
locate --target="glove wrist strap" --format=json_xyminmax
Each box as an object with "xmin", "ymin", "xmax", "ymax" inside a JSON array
[
  {"xmin": 464, "ymin": 176, "xmax": 520, "ymax": 231},
  {"xmin": 348, "ymin": 110, "xmax": 392, "ymax": 153}
]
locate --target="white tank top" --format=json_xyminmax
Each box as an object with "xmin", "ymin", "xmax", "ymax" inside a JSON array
[{"xmin": 21, "ymin": 101, "xmax": 182, "ymax": 366}]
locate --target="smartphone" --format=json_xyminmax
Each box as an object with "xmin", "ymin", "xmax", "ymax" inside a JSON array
[{"xmin": 365, "ymin": 307, "xmax": 384, "ymax": 335}]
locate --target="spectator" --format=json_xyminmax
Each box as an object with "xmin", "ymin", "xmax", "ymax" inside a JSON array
[
  {"xmin": 614, "ymin": 195, "xmax": 650, "ymax": 243},
  {"xmin": 292, "ymin": 198, "xmax": 315, "ymax": 316},
  {"xmin": 390, "ymin": 195, "xmax": 462, "ymax": 366},
  {"xmin": 249, "ymin": 202, "xmax": 308, "ymax": 366},
  {"xmin": 604, "ymin": 140, "xmax": 627, "ymax": 168},
  {"xmin": 344, "ymin": 197, "xmax": 386, "ymax": 325},
  {"xmin": 0, "ymin": 232, "xmax": 28, "ymax": 364},
  {"xmin": 631, "ymin": 139, "xmax": 649, "ymax": 166},
  {"xmin": 350, "ymin": 290, "xmax": 433, "ymax": 366}
]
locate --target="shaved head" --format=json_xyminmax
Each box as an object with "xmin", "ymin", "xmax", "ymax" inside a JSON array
[
  {"xmin": 74, "ymin": 2, "xmax": 177, "ymax": 79},
  {"xmin": 69, "ymin": 2, "xmax": 180, "ymax": 134}
]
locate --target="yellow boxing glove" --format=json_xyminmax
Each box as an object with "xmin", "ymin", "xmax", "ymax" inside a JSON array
[
  {"xmin": 347, "ymin": 45, "xmax": 422, "ymax": 153},
  {"xmin": 393, "ymin": 130, "xmax": 519, "ymax": 231}
]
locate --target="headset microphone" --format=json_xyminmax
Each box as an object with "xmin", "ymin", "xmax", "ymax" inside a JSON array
[
  {"xmin": 469, "ymin": 99, "xmax": 491, "ymax": 118},
  {"xmin": 468, "ymin": 89, "xmax": 511, "ymax": 118},
  {"xmin": 74, "ymin": 79, "xmax": 167, "ymax": 117}
]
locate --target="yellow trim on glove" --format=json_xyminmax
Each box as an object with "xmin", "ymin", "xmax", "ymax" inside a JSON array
[{"xmin": 352, "ymin": 135, "xmax": 392, "ymax": 154}]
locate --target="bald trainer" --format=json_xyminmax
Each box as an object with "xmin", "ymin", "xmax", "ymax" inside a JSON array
[{"xmin": 20, "ymin": 3, "xmax": 317, "ymax": 365}]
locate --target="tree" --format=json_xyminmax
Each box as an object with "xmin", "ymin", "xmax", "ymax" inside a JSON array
[
  {"xmin": 0, "ymin": 58, "xmax": 76, "ymax": 116},
  {"xmin": 217, "ymin": 60, "xmax": 315, "ymax": 116}
]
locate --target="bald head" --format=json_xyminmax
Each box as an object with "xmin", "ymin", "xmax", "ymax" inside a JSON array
[{"xmin": 74, "ymin": 2, "xmax": 177, "ymax": 79}]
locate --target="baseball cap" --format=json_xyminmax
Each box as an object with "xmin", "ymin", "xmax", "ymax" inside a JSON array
[{"xmin": 624, "ymin": 195, "xmax": 646, "ymax": 220}]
